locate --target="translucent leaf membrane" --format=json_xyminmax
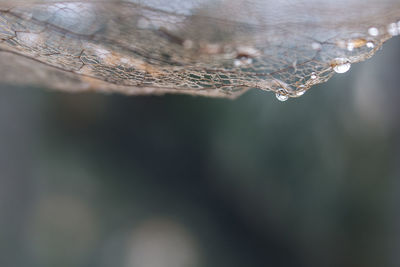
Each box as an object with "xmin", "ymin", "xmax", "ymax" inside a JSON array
[{"xmin": 0, "ymin": 0, "xmax": 399, "ymax": 99}]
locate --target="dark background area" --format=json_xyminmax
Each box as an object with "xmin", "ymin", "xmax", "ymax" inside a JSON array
[{"xmin": 0, "ymin": 38, "xmax": 400, "ymax": 267}]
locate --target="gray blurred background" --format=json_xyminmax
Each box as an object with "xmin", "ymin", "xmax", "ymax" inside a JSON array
[{"xmin": 1, "ymin": 38, "xmax": 400, "ymax": 267}]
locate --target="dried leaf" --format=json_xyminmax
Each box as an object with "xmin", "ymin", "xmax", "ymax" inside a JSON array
[{"xmin": 0, "ymin": 0, "xmax": 399, "ymax": 99}]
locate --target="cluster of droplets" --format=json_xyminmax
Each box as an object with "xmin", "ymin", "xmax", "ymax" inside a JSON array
[
  {"xmin": 275, "ymin": 26, "xmax": 382, "ymax": 102},
  {"xmin": 368, "ymin": 20, "xmax": 400, "ymax": 38},
  {"xmin": 231, "ymin": 20, "xmax": 400, "ymax": 102},
  {"xmin": 369, "ymin": 21, "xmax": 400, "ymax": 38},
  {"xmin": 274, "ymin": 84, "xmax": 308, "ymax": 102},
  {"xmin": 325, "ymin": 21, "xmax": 400, "ymax": 78},
  {"xmin": 387, "ymin": 22, "xmax": 400, "ymax": 36}
]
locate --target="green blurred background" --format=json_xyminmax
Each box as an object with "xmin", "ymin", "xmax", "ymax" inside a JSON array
[{"xmin": 1, "ymin": 38, "xmax": 400, "ymax": 267}]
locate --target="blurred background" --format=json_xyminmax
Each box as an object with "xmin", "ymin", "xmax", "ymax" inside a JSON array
[{"xmin": 1, "ymin": 37, "xmax": 400, "ymax": 267}]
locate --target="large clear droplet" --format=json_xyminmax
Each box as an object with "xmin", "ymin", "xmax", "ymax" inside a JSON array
[
  {"xmin": 276, "ymin": 89, "xmax": 289, "ymax": 102},
  {"xmin": 368, "ymin": 27, "xmax": 380, "ymax": 36},
  {"xmin": 332, "ymin": 58, "xmax": 351, "ymax": 73}
]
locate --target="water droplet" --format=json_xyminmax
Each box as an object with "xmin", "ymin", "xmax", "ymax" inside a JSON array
[
  {"xmin": 310, "ymin": 72, "xmax": 317, "ymax": 80},
  {"xmin": 234, "ymin": 47, "xmax": 259, "ymax": 67},
  {"xmin": 368, "ymin": 27, "xmax": 379, "ymax": 37},
  {"xmin": 234, "ymin": 57, "xmax": 253, "ymax": 67},
  {"xmin": 276, "ymin": 89, "xmax": 289, "ymax": 102},
  {"xmin": 332, "ymin": 58, "xmax": 351, "ymax": 74},
  {"xmin": 347, "ymin": 42, "xmax": 355, "ymax": 51},
  {"xmin": 311, "ymin": 42, "xmax": 322, "ymax": 50},
  {"xmin": 296, "ymin": 85, "xmax": 306, "ymax": 96},
  {"xmin": 387, "ymin": 23, "xmax": 399, "ymax": 36},
  {"xmin": 366, "ymin": 41, "xmax": 375, "ymax": 48}
]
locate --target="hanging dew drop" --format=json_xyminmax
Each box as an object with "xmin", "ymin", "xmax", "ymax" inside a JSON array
[
  {"xmin": 276, "ymin": 89, "xmax": 289, "ymax": 102},
  {"xmin": 333, "ymin": 63, "xmax": 351, "ymax": 73},
  {"xmin": 332, "ymin": 58, "xmax": 351, "ymax": 74},
  {"xmin": 296, "ymin": 85, "xmax": 306, "ymax": 96},
  {"xmin": 276, "ymin": 93, "xmax": 289, "ymax": 102},
  {"xmin": 333, "ymin": 64, "xmax": 351, "ymax": 73}
]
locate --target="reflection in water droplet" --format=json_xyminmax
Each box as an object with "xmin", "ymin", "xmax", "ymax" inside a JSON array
[
  {"xmin": 332, "ymin": 58, "xmax": 351, "ymax": 73},
  {"xmin": 368, "ymin": 27, "xmax": 379, "ymax": 36},
  {"xmin": 366, "ymin": 41, "xmax": 375, "ymax": 48},
  {"xmin": 296, "ymin": 85, "xmax": 306, "ymax": 96},
  {"xmin": 310, "ymin": 72, "xmax": 317, "ymax": 80},
  {"xmin": 387, "ymin": 23, "xmax": 399, "ymax": 36},
  {"xmin": 347, "ymin": 42, "xmax": 354, "ymax": 51},
  {"xmin": 276, "ymin": 89, "xmax": 289, "ymax": 102},
  {"xmin": 234, "ymin": 57, "xmax": 253, "ymax": 67}
]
